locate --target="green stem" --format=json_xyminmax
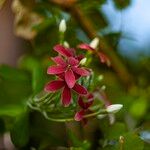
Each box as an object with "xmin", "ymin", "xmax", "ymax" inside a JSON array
[{"xmin": 42, "ymin": 109, "xmax": 107, "ymax": 122}]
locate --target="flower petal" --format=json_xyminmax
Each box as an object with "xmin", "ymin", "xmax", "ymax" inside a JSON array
[
  {"xmin": 54, "ymin": 44, "xmax": 73, "ymax": 57},
  {"xmin": 72, "ymin": 83, "xmax": 87, "ymax": 95},
  {"xmin": 72, "ymin": 67, "xmax": 90, "ymax": 76},
  {"xmin": 44, "ymin": 80, "xmax": 64, "ymax": 92},
  {"xmin": 57, "ymin": 73, "xmax": 65, "ymax": 80},
  {"xmin": 62, "ymin": 86, "xmax": 72, "ymax": 107},
  {"xmin": 65, "ymin": 69, "xmax": 76, "ymax": 88},
  {"xmin": 98, "ymin": 52, "xmax": 111, "ymax": 67},
  {"xmin": 51, "ymin": 56, "xmax": 66, "ymax": 66},
  {"xmin": 47, "ymin": 66, "xmax": 65, "ymax": 74},
  {"xmin": 78, "ymin": 43, "xmax": 95, "ymax": 51},
  {"xmin": 74, "ymin": 110, "xmax": 85, "ymax": 121},
  {"xmin": 76, "ymin": 54, "xmax": 84, "ymax": 61},
  {"xmin": 78, "ymin": 94, "xmax": 94, "ymax": 109},
  {"xmin": 68, "ymin": 57, "xmax": 79, "ymax": 66},
  {"xmin": 78, "ymin": 96, "xmax": 85, "ymax": 109}
]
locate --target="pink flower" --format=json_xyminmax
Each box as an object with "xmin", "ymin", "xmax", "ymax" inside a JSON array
[
  {"xmin": 47, "ymin": 45, "xmax": 90, "ymax": 88},
  {"xmin": 74, "ymin": 93, "xmax": 94, "ymax": 121},
  {"xmin": 44, "ymin": 79, "xmax": 88, "ymax": 107},
  {"xmin": 78, "ymin": 43, "xmax": 111, "ymax": 67}
]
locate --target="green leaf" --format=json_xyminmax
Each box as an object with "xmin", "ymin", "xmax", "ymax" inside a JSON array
[
  {"xmin": 0, "ymin": 65, "xmax": 32, "ymax": 108},
  {"xmin": 0, "ymin": 118, "xmax": 5, "ymax": 134},
  {"xmin": 10, "ymin": 110, "xmax": 30, "ymax": 148},
  {"xmin": 113, "ymin": 0, "xmax": 131, "ymax": 10},
  {"xmin": 122, "ymin": 133, "xmax": 144, "ymax": 150},
  {"xmin": 129, "ymin": 98, "xmax": 148, "ymax": 119},
  {"xmin": 0, "ymin": 105, "xmax": 24, "ymax": 117},
  {"xmin": 0, "ymin": 64, "xmax": 30, "ymax": 82},
  {"xmin": 19, "ymin": 55, "xmax": 46, "ymax": 94},
  {"xmin": 106, "ymin": 122, "xmax": 127, "ymax": 139}
]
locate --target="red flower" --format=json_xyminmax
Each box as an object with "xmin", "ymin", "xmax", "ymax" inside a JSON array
[
  {"xmin": 44, "ymin": 79, "xmax": 88, "ymax": 107},
  {"xmin": 47, "ymin": 45, "xmax": 90, "ymax": 88},
  {"xmin": 74, "ymin": 93, "xmax": 94, "ymax": 121},
  {"xmin": 78, "ymin": 43, "xmax": 111, "ymax": 67}
]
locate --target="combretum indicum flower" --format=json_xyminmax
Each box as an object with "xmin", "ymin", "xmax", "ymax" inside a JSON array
[
  {"xmin": 90, "ymin": 37, "xmax": 99, "ymax": 49},
  {"xmin": 59, "ymin": 19, "xmax": 67, "ymax": 33},
  {"xmin": 106, "ymin": 104, "xmax": 123, "ymax": 113}
]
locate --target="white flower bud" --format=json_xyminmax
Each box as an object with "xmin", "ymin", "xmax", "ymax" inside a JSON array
[
  {"xmin": 106, "ymin": 104, "xmax": 123, "ymax": 113},
  {"xmin": 59, "ymin": 19, "xmax": 66, "ymax": 33},
  {"xmin": 79, "ymin": 58, "xmax": 87, "ymax": 65},
  {"xmin": 63, "ymin": 41, "xmax": 70, "ymax": 48},
  {"xmin": 90, "ymin": 37, "xmax": 99, "ymax": 49}
]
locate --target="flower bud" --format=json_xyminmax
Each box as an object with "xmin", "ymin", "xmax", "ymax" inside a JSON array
[
  {"xmin": 79, "ymin": 58, "xmax": 87, "ymax": 65},
  {"xmin": 106, "ymin": 104, "xmax": 123, "ymax": 113},
  {"xmin": 59, "ymin": 19, "xmax": 66, "ymax": 33},
  {"xmin": 90, "ymin": 37, "xmax": 99, "ymax": 49},
  {"xmin": 63, "ymin": 41, "xmax": 69, "ymax": 48}
]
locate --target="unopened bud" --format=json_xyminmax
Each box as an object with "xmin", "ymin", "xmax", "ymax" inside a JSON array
[
  {"xmin": 64, "ymin": 41, "xmax": 69, "ymax": 48},
  {"xmin": 90, "ymin": 37, "xmax": 99, "ymax": 49},
  {"xmin": 106, "ymin": 104, "xmax": 123, "ymax": 113},
  {"xmin": 119, "ymin": 136, "xmax": 124, "ymax": 144},
  {"xmin": 80, "ymin": 58, "xmax": 87, "ymax": 65},
  {"xmin": 59, "ymin": 19, "xmax": 66, "ymax": 33}
]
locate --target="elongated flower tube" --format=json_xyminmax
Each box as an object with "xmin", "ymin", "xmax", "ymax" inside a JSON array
[{"xmin": 74, "ymin": 93, "xmax": 94, "ymax": 121}]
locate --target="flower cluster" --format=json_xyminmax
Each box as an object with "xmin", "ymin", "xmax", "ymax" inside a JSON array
[
  {"xmin": 45, "ymin": 44, "xmax": 91, "ymax": 110},
  {"xmin": 78, "ymin": 41, "xmax": 111, "ymax": 67}
]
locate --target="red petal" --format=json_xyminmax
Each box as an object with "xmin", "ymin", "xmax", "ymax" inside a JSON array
[
  {"xmin": 78, "ymin": 96, "xmax": 85, "ymax": 109},
  {"xmin": 68, "ymin": 57, "xmax": 79, "ymax": 66},
  {"xmin": 74, "ymin": 72, "xmax": 81, "ymax": 80},
  {"xmin": 65, "ymin": 69, "xmax": 75, "ymax": 88},
  {"xmin": 57, "ymin": 73, "xmax": 65, "ymax": 80},
  {"xmin": 44, "ymin": 80, "xmax": 64, "ymax": 92},
  {"xmin": 78, "ymin": 43, "xmax": 95, "ymax": 51},
  {"xmin": 72, "ymin": 83, "xmax": 87, "ymax": 95},
  {"xmin": 68, "ymin": 48, "xmax": 75, "ymax": 56},
  {"xmin": 98, "ymin": 52, "xmax": 111, "ymax": 67},
  {"xmin": 47, "ymin": 66, "xmax": 65, "ymax": 74},
  {"xmin": 76, "ymin": 54, "xmax": 84, "ymax": 61},
  {"xmin": 74, "ymin": 110, "xmax": 85, "ymax": 121},
  {"xmin": 54, "ymin": 44, "xmax": 73, "ymax": 57},
  {"xmin": 62, "ymin": 86, "xmax": 72, "ymax": 107},
  {"xmin": 51, "ymin": 56, "xmax": 66, "ymax": 66},
  {"xmin": 78, "ymin": 94, "xmax": 94, "ymax": 109},
  {"xmin": 72, "ymin": 67, "xmax": 90, "ymax": 76}
]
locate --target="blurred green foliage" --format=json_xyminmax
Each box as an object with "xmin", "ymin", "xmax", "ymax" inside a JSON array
[{"xmin": 0, "ymin": 0, "xmax": 150, "ymax": 149}]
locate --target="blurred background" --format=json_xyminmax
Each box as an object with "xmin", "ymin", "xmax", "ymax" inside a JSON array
[{"xmin": 0, "ymin": 0, "xmax": 150, "ymax": 149}]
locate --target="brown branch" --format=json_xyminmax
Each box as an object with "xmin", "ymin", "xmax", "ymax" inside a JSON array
[{"xmin": 49, "ymin": 0, "xmax": 134, "ymax": 87}]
